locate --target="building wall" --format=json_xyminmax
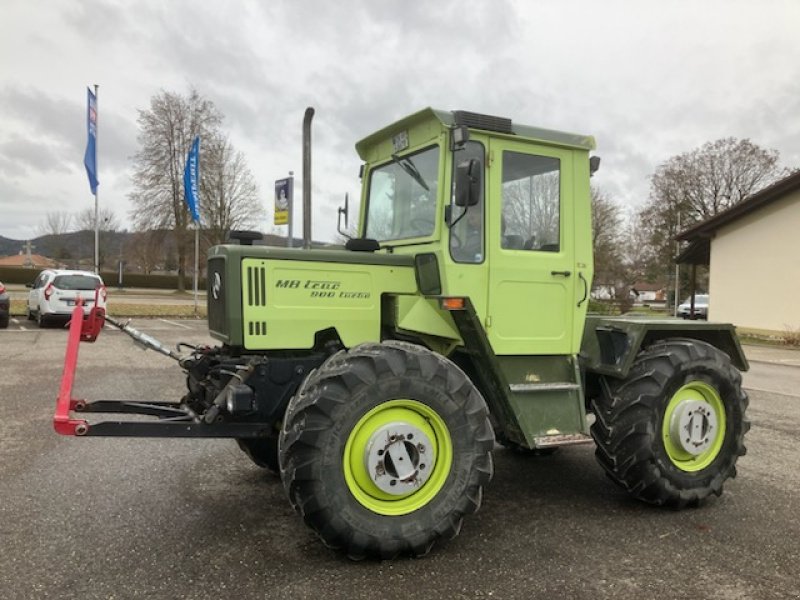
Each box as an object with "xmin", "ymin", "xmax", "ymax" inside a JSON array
[{"xmin": 709, "ymin": 189, "xmax": 800, "ymax": 332}]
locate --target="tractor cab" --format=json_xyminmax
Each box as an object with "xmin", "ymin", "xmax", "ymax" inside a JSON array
[{"xmin": 352, "ymin": 108, "xmax": 596, "ymax": 356}]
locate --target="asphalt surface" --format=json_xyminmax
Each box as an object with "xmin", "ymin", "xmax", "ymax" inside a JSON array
[{"xmin": 1, "ymin": 320, "xmax": 799, "ymax": 599}]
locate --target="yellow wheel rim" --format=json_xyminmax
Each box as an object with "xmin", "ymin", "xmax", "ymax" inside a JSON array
[{"xmin": 343, "ymin": 399, "xmax": 452, "ymax": 516}]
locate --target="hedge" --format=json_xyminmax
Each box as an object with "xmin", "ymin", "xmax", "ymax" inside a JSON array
[{"xmin": 0, "ymin": 266, "xmax": 205, "ymax": 290}]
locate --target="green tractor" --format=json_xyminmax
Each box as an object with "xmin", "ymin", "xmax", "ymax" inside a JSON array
[{"xmin": 56, "ymin": 108, "xmax": 749, "ymax": 560}]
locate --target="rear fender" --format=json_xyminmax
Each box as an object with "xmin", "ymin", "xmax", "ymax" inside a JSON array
[{"xmin": 581, "ymin": 316, "xmax": 748, "ymax": 379}]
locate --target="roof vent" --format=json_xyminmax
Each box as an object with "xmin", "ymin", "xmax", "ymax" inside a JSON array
[
  {"xmin": 228, "ymin": 231, "xmax": 263, "ymax": 246},
  {"xmin": 453, "ymin": 111, "xmax": 513, "ymax": 135}
]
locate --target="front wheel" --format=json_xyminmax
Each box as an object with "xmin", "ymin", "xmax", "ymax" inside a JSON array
[
  {"xmin": 279, "ymin": 341, "xmax": 494, "ymax": 559},
  {"xmin": 591, "ymin": 339, "xmax": 749, "ymax": 507},
  {"xmin": 237, "ymin": 436, "xmax": 279, "ymax": 473}
]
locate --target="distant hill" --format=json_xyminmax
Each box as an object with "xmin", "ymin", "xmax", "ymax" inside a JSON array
[
  {"xmin": 0, "ymin": 230, "xmax": 128, "ymax": 266},
  {"xmin": 0, "ymin": 230, "xmax": 319, "ymax": 272}
]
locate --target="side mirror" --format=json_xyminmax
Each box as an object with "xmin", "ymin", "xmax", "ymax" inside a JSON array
[
  {"xmin": 589, "ymin": 156, "xmax": 601, "ymax": 177},
  {"xmin": 337, "ymin": 193, "xmax": 351, "ymax": 239},
  {"xmin": 450, "ymin": 125, "xmax": 470, "ymax": 150},
  {"xmin": 455, "ymin": 158, "xmax": 482, "ymax": 207},
  {"xmin": 25, "ymin": 282, "xmax": 33, "ymax": 288}
]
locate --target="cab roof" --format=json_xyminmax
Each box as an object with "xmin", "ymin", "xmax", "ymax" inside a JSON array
[{"xmin": 355, "ymin": 107, "xmax": 596, "ymax": 160}]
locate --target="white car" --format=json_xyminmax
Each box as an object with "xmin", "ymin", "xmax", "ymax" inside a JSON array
[
  {"xmin": 678, "ymin": 294, "xmax": 709, "ymax": 320},
  {"xmin": 27, "ymin": 269, "xmax": 106, "ymax": 327}
]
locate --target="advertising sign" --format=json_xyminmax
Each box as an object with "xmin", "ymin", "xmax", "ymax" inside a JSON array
[{"xmin": 274, "ymin": 177, "xmax": 292, "ymax": 225}]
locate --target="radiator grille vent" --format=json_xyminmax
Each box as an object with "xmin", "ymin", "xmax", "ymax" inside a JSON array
[
  {"xmin": 246, "ymin": 265, "xmax": 267, "ymax": 306},
  {"xmin": 248, "ymin": 321, "xmax": 268, "ymax": 336}
]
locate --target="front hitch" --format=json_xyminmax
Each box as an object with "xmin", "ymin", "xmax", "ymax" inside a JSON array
[{"xmin": 52, "ymin": 300, "xmax": 273, "ymax": 439}]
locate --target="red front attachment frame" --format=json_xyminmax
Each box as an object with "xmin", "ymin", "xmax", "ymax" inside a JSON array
[{"xmin": 54, "ymin": 296, "xmax": 105, "ymax": 436}]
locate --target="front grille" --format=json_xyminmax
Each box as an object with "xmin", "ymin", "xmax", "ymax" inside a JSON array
[{"xmin": 207, "ymin": 256, "xmax": 227, "ymax": 336}]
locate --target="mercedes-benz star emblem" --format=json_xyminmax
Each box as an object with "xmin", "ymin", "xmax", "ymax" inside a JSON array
[{"xmin": 212, "ymin": 272, "xmax": 222, "ymax": 300}]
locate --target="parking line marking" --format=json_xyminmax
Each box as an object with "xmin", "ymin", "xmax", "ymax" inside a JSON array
[{"xmin": 160, "ymin": 318, "xmax": 193, "ymax": 330}]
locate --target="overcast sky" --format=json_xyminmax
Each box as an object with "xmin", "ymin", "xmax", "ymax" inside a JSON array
[{"xmin": 1, "ymin": 0, "xmax": 799, "ymax": 244}]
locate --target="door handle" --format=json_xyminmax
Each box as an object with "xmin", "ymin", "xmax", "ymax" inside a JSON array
[
  {"xmin": 551, "ymin": 270, "xmax": 572, "ymax": 277},
  {"xmin": 577, "ymin": 272, "xmax": 588, "ymax": 308}
]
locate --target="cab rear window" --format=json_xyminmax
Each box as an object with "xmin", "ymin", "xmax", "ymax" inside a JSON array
[{"xmin": 53, "ymin": 275, "xmax": 101, "ymax": 291}]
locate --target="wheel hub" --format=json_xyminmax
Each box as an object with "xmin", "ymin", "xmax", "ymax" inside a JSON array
[
  {"xmin": 668, "ymin": 398, "xmax": 718, "ymax": 456},
  {"xmin": 364, "ymin": 422, "xmax": 435, "ymax": 495}
]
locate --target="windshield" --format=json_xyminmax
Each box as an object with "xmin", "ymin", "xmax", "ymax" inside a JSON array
[{"xmin": 365, "ymin": 145, "xmax": 440, "ymax": 242}]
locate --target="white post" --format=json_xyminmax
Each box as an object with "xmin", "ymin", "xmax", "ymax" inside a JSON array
[
  {"xmin": 193, "ymin": 224, "xmax": 199, "ymax": 316},
  {"xmin": 93, "ymin": 84, "xmax": 100, "ymax": 275},
  {"xmin": 674, "ymin": 213, "xmax": 681, "ymax": 316}
]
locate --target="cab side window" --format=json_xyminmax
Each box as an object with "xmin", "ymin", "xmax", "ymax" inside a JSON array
[
  {"xmin": 450, "ymin": 141, "xmax": 485, "ymax": 263},
  {"xmin": 501, "ymin": 152, "xmax": 561, "ymax": 252}
]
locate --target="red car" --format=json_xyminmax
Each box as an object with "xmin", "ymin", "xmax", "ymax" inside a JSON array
[{"xmin": 0, "ymin": 281, "xmax": 9, "ymax": 328}]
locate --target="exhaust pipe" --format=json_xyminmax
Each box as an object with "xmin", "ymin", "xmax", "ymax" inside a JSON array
[{"xmin": 302, "ymin": 107, "xmax": 314, "ymax": 249}]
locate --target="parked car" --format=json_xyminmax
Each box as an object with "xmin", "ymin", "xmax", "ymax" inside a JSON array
[
  {"xmin": 27, "ymin": 269, "xmax": 106, "ymax": 327},
  {"xmin": 0, "ymin": 281, "xmax": 9, "ymax": 328},
  {"xmin": 678, "ymin": 294, "xmax": 709, "ymax": 319}
]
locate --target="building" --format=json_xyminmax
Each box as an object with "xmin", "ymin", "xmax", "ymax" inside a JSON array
[
  {"xmin": 630, "ymin": 282, "xmax": 667, "ymax": 304},
  {"xmin": 676, "ymin": 170, "xmax": 800, "ymax": 334}
]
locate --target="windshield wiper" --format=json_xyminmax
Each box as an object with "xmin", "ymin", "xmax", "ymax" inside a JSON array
[{"xmin": 391, "ymin": 153, "xmax": 430, "ymax": 191}]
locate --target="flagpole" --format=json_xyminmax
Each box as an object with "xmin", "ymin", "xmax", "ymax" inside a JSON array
[
  {"xmin": 93, "ymin": 84, "xmax": 99, "ymax": 275},
  {"xmin": 193, "ymin": 223, "xmax": 199, "ymax": 316}
]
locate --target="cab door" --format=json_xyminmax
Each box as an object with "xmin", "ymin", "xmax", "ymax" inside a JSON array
[{"xmin": 486, "ymin": 139, "xmax": 577, "ymax": 355}]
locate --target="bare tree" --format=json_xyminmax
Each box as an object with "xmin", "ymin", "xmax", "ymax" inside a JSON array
[
  {"xmin": 641, "ymin": 137, "xmax": 785, "ymax": 280},
  {"xmin": 39, "ymin": 211, "xmax": 73, "ymax": 236},
  {"xmin": 75, "ymin": 207, "xmax": 120, "ymax": 232},
  {"xmin": 127, "ymin": 230, "xmax": 168, "ymax": 274},
  {"xmin": 590, "ymin": 187, "xmax": 624, "ymax": 292},
  {"xmin": 129, "ymin": 88, "xmax": 222, "ymax": 290},
  {"xmin": 200, "ymin": 134, "xmax": 264, "ymax": 246}
]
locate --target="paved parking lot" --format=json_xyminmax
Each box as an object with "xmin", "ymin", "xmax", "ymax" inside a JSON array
[{"xmin": 1, "ymin": 322, "xmax": 799, "ymax": 599}]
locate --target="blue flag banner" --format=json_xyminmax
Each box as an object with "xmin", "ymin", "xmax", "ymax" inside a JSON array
[
  {"xmin": 183, "ymin": 136, "xmax": 201, "ymax": 222},
  {"xmin": 83, "ymin": 88, "xmax": 98, "ymax": 195}
]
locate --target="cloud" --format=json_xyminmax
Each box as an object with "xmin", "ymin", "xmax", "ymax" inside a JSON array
[{"xmin": 1, "ymin": 0, "xmax": 800, "ymax": 242}]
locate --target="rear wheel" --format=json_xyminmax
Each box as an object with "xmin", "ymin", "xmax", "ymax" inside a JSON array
[
  {"xmin": 591, "ymin": 339, "xmax": 749, "ymax": 507},
  {"xmin": 279, "ymin": 341, "xmax": 494, "ymax": 559}
]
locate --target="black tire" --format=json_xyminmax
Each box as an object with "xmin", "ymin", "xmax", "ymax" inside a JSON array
[
  {"xmin": 279, "ymin": 341, "xmax": 494, "ymax": 560},
  {"xmin": 36, "ymin": 310, "xmax": 47, "ymax": 328},
  {"xmin": 237, "ymin": 436, "xmax": 280, "ymax": 473},
  {"xmin": 0, "ymin": 315, "xmax": 8, "ymax": 329},
  {"xmin": 27, "ymin": 309, "xmax": 35, "ymax": 321},
  {"xmin": 591, "ymin": 338, "xmax": 749, "ymax": 508}
]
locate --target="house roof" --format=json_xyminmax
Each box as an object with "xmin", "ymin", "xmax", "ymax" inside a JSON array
[
  {"xmin": 0, "ymin": 253, "xmax": 57, "ymax": 268},
  {"xmin": 631, "ymin": 282, "xmax": 665, "ymax": 292},
  {"xmin": 674, "ymin": 169, "xmax": 800, "ymax": 265}
]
